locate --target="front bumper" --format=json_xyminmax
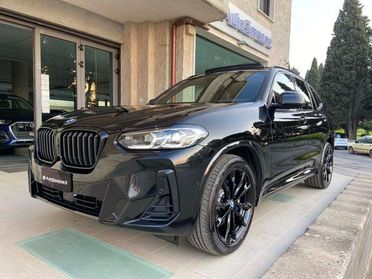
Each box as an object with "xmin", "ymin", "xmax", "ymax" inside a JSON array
[
  {"xmin": 0, "ymin": 124, "xmax": 33, "ymax": 150},
  {"xmin": 29, "ymin": 141, "xmax": 214, "ymax": 236}
]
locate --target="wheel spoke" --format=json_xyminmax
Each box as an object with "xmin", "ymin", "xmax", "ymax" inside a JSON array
[
  {"xmin": 216, "ymin": 208, "xmax": 230, "ymax": 228},
  {"xmin": 230, "ymin": 211, "xmax": 237, "ymax": 241},
  {"xmin": 234, "ymin": 211, "xmax": 248, "ymax": 227},
  {"xmin": 224, "ymin": 211, "xmax": 232, "ymax": 240},
  {"xmin": 236, "ymin": 183, "xmax": 251, "ymax": 200},
  {"xmin": 236, "ymin": 202, "xmax": 252, "ymax": 211},
  {"xmin": 222, "ymin": 181, "xmax": 231, "ymax": 199},
  {"xmin": 233, "ymin": 172, "xmax": 246, "ymax": 197},
  {"xmin": 216, "ymin": 201, "xmax": 229, "ymax": 209},
  {"xmin": 229, "ymin": 171, "xmax": 237, "ymax": 188}
]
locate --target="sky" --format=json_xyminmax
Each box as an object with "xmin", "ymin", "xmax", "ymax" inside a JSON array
[{"xmin": 290, "ymin": 0, "xmax": 372, "ymax": 76}]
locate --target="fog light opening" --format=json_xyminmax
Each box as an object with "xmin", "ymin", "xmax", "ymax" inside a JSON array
[{"xmin": 128, "ymin": 175, "xmax": 140, "ymax": 199}]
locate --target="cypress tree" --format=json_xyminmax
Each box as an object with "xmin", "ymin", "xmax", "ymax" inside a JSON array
[
  {"xmin": 305, "ymin": 58, "xmax": 321, "ymax": 92},
  {"xmin": 320, "ymin": 0, "xmax": 370, "ymax": 139},
  {"xmin": 318, "ymin": 63, "xmax": 324, "ymax": 79}
]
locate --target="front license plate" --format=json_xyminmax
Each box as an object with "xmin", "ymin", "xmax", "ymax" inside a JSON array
[{"xmin": 41, "ymin": 167, "xmax": 72, "ymax": 192}]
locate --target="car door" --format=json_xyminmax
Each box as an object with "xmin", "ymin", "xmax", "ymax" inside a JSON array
[
  {"xmin": 359, "ymin": 137, "xmax": 371, "ymax": 154},
  {"xmin": 266, "ymin": 72, "xmax": 311, "ymax": 193},
  {"xmin": 367, "ymin": 137, "xmax": 372, "ymax": 154},
  {"xmin": 354, "ymin": 137, "xmax": 366, "ymax": 153}
]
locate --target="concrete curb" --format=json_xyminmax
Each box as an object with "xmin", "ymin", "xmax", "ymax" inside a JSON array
[{"xmin": 263, "ymin": 174, "xmax": 372, "ymax": 279}]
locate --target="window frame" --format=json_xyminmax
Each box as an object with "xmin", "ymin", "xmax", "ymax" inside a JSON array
[
  {"xmin": 268, "ymin": 71, "xmax": 297, "ymax": 106},
  {"xmin": 258, "ymin": 0, "xmax": 275, "ymax": 21},
  {"xmin": 293, "ymin": 77, "xmax": 314, "ymax": 110},
  {"xmin": 306, "ymin": 84, "xmax": 323, "ymax": 111}
]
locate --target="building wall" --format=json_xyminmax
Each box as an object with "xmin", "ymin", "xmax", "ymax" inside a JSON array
[
  {"xmin": 0, "ymin": 0, "xmax": 292, "ymax": 106},
  {"xmin": 0, "ymin": 0, "xmax": 123, "ymax": 43},
  {"xmin": 222, "ymin": 0, "xmax": 292, "ymax": 67}
]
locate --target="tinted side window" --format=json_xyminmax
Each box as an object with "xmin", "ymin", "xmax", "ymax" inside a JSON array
[
  {"xmin": 294, "ymin": 78, "xmax": 312, "ymax": 109},
  {"xmin": 367, "ymin": 138, "xmax": 372, "ymax": 144},
  {"xmin": 359, "ymin": 137, "xmax": 367, "ymax": 143},
  {"xmin": 307, "ymin": 85, "xmax": 322, "ymax": 109},
  {"xmin": 271, "ymin": 73, "xmax": 296, "ymax": 103}
]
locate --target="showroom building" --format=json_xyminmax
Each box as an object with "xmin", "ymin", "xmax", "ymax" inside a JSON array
[{"xmin": 0, "ymin": 0, "xmax": 292, "ymax": 128}]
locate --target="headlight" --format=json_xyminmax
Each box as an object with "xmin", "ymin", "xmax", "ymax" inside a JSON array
[
  {"xmin": 0, "ymin": 119, "xmax": 11, "ymax": 125},
  {"xmin": 117, "ymin": 125, "xmax": 208, "ymax": 150}
]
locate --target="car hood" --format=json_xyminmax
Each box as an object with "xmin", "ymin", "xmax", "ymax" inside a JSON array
[
  {"xmin": 0, "ymin": 109, "xmax": 64, "ymax": 123},
  {"xmin": 46, "ymin": 104, "xmax": 232, "ymax": 133}
]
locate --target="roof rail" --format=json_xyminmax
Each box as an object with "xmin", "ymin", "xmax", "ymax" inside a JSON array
[
  {"xmin": 204, "ymin": 63, "xmax": 265, "ymax": 74},
  {"xmin": 271, "ymin": 66, "xmax": 300, "ymax": 76}
]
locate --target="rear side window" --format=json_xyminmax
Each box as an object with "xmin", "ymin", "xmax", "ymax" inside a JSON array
[
  {"xmin": 307, "ymin": 85, "xmax": 322, "ymax": 110},
  {"xmin": 294, "ymin": 78, "xmax": 313, "ymax": 109},
  {"xmin": 335, "ymin": 134, "xmax": 347, "ymax": 139},
  {"xmin": 271, "ymin": 73, "xmax": 296, "ymax": 103}
]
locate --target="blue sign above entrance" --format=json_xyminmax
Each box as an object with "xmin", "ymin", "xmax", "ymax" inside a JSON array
[{"xmin": 226, "ymin": 12, "xmax": 272, "ymax": 50}]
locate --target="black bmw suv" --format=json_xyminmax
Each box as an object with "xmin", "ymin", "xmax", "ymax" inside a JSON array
[{"xmin": 29, "ymin": 64, "xmax": 334, "ymax": 255}]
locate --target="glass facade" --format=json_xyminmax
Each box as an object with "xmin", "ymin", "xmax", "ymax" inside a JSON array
[
  {"xmin": 41, "ymin": 35, "xmax": 77, "ymax": 112},
  {"xmin": 85, "ymin": 46, "xmax": 113, "ymax": 108},
  {"xmin": 195, "ymin": 35, "xmax": 256, "ymax": 75},
  {"xmin": 0, "ymin": 21, "xmax": 33, "ymax": 104}
]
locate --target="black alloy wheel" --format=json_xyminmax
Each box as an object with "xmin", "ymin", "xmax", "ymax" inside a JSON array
[
  {"xmin": 214, "ymin": 169, "xmax": 254, "ymax": 246},
  {"xmin": 322, "ymin": 145, "xmax": 333, "ymax": 185},
  {"xmin": 305, "ymin": 142, "xmax": 334, "ymax": 189},
  {"xmin": 188, "ymin": 154, "xmax": 256, "ymax": 255}
]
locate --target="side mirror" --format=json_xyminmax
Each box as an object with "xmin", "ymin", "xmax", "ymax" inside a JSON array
[
  {"xmin": 277, "ymin": 91, "xmax": 306, "ymax": 108},
  {"xmin": 355, "ymin": 140, "xmax": 359, "ymax": 144}
]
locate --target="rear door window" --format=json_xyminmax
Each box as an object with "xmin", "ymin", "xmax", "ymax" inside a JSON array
[{"xmin": 294, "ymin": 78, "xmax": 313, "ymax": 109}]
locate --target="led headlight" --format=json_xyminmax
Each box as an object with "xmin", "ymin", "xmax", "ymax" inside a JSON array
[{"xmin": 117, "ymin": 125, "xmax": 208, "ymax": 150}]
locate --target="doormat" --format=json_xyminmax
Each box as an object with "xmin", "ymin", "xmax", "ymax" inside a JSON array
[
  {"xmin": 18, "ymin": 228, "xmax": 172, "ymax": 279},
  {"xmin": 269, "ymin": 193, "xmax": 295, "ymax": 203}
]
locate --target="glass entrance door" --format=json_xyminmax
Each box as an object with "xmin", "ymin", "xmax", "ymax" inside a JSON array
[
  {"xmin": 40, "ymin": 31, "xmax": 119, "ymax": 113},
  {"xmin": 41, "ymin": 35, "xmax": 77, "ymax": 112},
  {"xmin": 84, "ymin": 45, "xmax": 114, "ymax": 108}
]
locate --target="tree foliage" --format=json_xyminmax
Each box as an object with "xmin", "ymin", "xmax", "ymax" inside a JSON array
[
  {"xmin": 290, "ymin": 67, "xmax": 300, "ymax": 75},
  {"xmin": 320, "ymin": 0, "xmax": 370, "ymax": 139},
  {"xmin": 305, "ymin": 58, "xmax": 321, "ymax": 92}
]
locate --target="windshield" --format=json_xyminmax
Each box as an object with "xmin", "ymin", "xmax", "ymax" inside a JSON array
[
  {"xmin": 0, "ymin": 95, "xmax": 33, "ymax": 110},
  {"xmin": 153, "ymin": 71, "xmax": 266, "ymax": 104}
]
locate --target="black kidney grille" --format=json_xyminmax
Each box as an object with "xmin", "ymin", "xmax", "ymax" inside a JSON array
[
  {"xmin": 37, "ymin": 128, "xmax": 56, "ymax": 163},
  {"xmin": 60, "ymin": 130, "xmax": 101, "ymax": 168}
]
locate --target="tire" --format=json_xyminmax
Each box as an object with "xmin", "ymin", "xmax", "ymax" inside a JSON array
[
  {"xmin": 188, "ymin": 154, "xmax": 256, "ymax": 255},
  {"xmin": 348, "ymin": 147, "xmax": 355, "ymax": 154},
  {"xmin": 305, "ymin": 142, "xmax": 333, "ymax": 189},
  {"xmin": 369, "ymin": 150, "xmax": 372, "ymax": 158}
]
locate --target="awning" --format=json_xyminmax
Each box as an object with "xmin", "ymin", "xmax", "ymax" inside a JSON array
[{"xmin": 61, "ymin": 0, "xmax": 227, "ymax": 23}]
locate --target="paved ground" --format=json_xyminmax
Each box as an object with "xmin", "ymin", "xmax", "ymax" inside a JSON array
[{"xmin": 0, "ymin": 150, "xmax": 369, "ymax": 278}]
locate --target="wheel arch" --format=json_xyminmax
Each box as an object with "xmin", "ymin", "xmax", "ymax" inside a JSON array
[{"xmin": 202, "ymin": 141, "xmax": 267, "ymax": 206}]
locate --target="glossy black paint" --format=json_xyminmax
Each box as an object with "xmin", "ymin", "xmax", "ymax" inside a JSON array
[{"xmin": 29, "ymin": 67, "xmax": 334, "ymax": 236}]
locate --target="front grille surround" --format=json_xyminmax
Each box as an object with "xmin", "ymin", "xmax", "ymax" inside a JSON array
[
  {"xmin": 60, "ymin": 129, "xmax": 106, "ymax": 170},
  {"xmin": 36, "ymin": 127, "xmax": 57, "ymax": 164},
  {"xmin": 35, "ymin": 126, "xmax": 107, "ymax": 171},
  {"xmin": 10, "ymin": 121, "xmax": 34, "ymax": 141}
]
